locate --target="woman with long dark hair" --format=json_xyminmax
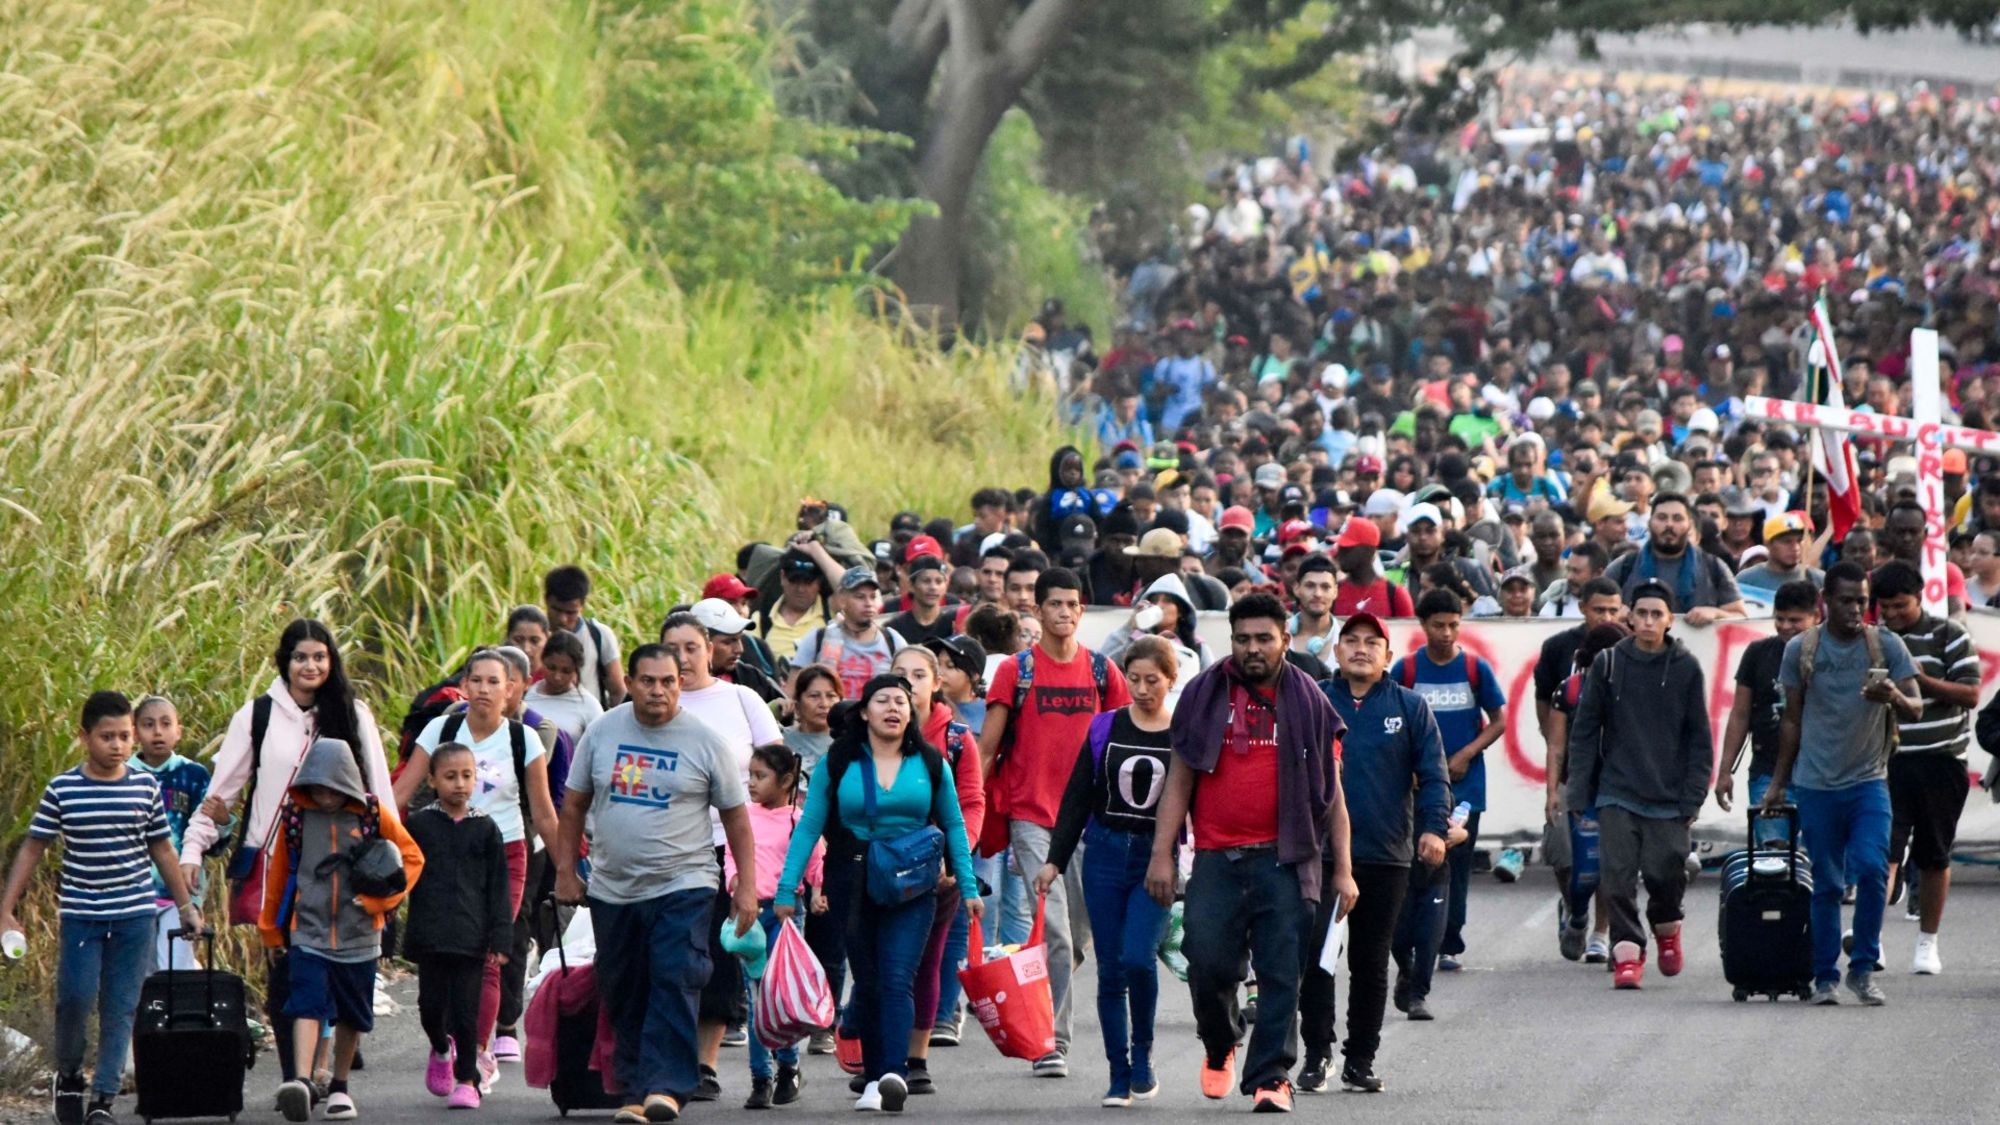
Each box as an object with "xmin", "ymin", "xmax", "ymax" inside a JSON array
[
  {"xmin": 179, "ymin": 619, "xmax": 396, "ymax": 1086},
  {"xmin": 773, "ymin": 675, "xmax": 981, "ymax": 1113}
]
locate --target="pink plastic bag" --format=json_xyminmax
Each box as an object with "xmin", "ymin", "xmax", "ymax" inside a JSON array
[{"xmin": 754, "ymin": 918, "xmax": 835, "ymax": 1050}]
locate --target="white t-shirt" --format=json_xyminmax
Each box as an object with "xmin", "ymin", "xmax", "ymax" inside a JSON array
[
  {"xmin": 416, "ymin": 713, "xmax": 545, "ymax": 844},
  {"xmin": 571, "ymin": 619, "xmax": 622, "ymax": 706},
  {"xmin": 678, "ymin": 679, "xmax": 784, "ymax": 845},
  {"xmin": 524, "ymin": 684, "xmax": 604, "ymax": 745}
]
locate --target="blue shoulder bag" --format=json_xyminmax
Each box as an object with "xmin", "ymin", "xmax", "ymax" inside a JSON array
[{"xmin": 858, "ymin": 753, "xmax": 946, "ymax": 907}]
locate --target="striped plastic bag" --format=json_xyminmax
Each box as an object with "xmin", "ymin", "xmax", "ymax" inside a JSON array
[{"xmin": 754, "ymin": 918, "xmax": 835, "ymax": 1051}]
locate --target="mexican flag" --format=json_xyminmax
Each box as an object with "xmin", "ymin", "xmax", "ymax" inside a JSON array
[{"xmin": 1805, "ymin": 294, "xmax": 1862, "ymax": 539}]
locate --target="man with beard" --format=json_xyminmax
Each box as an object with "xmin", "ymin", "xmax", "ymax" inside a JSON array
[
  {"xmin": 1333, "ymin": 515, "xmax": 1414, "ymax": 618},
  {"xmin": 1206, "ymin": 506, "xmax": 1267, "ymax": 582},
  {"xmin": 1601, "ymin": 494, "xmax": 1745, "ymax": 623},
  {"xmin": 1512, "ymin": 513, "xmax": 1568, "ymax": 598},
  {"xmin": 1147, "ymin": 594, "xmax": 1353, "ymax": 1112}
]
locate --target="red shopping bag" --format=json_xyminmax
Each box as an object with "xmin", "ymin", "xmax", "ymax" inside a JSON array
[
  {"xmin": 956, "ymin": 894, "xmax": 1056, "ymax": 1061},
  {"xmin": 754, "ymin": 919, "xmax": 836, "ymax": 1051}
]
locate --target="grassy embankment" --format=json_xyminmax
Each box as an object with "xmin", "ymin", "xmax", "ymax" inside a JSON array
[{"xmin": 0, "ymin": 0, "xmax": 1064, "ymax": 1033}]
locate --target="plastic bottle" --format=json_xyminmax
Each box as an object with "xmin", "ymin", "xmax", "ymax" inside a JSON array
[{"xmin": 1448, "ymin": 801, "xmax": 1472, "ymax": 830}]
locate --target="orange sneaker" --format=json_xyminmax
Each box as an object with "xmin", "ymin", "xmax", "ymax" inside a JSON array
[
  {"xmin": 1199, "ymin": 1048, "xmax": 1235, "ymax": 1100},
  {"xmin": 1251, "ymin": 1080, "xmax": 1293, "ymax": 1113},
  {"xmin": 1657, "ymin": 931, "xmax": 1683, "ymax": 977}
]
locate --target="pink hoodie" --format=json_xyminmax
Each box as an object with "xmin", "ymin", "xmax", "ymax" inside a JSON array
[{"xmin": 726, "ymin": 801, "xmax": 825, "ymax": 903}]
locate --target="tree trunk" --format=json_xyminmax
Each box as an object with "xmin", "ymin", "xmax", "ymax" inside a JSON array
[{"xmin": 885, "ymin": 0, "xmax": 1089, "ymax": 331}]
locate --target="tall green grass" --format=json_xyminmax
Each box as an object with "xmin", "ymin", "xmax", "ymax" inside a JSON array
[{"xmin": 0, "ymin": 0, "xmax": 1062, "ymax": 1009}]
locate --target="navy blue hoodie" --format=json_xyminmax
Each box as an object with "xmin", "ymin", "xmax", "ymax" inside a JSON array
[{"xmin": 1322, "ymin": 676, "xmax": 1452, "ymax": 867}]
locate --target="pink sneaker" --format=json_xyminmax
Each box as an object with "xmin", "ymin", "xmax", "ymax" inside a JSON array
[
  {"xmin": 448, "ymin": 1083, "xmax": 481, "ymax": 1110},
  {"xmin": 477, "ymin": 1051, "xmax": 499, "ymax": 1095},
  {"xmin": 491, "ymin": 1035, "xmax": 521, "ymax": 1063},
  {"xmin": 426, "ymin": 1046, "xmax": 455, "ymax": 1098}
]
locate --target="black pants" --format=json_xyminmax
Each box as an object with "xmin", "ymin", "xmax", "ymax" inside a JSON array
[
  {"xmin": 266, "ymin": 949, "xmax": 296, "ymax": 1081},
  {"xmin": 1182, "ymin": 849, "xmax": 1313, "ymax": 1094},
  {"xmin": 418, "ymin": 954, "xmax": 485, "ymax": 1084},
  {"xmin": 497, "ymin": 848, "xmax": 556, "ymax": 1034},
  {"xmin": 1299, "ymin": 863, "xmax": 1405, "ymax": 1068},
  {"xmin": 809, "ymin": 849, "xmax": 864, "ymax": 1022},
  {"xmin": 1597, "ymin": 807, "xmax": 1689, "ymax": 953},
  {"xmin": 1392, "ymin": 858, "xmax": 1449, "ymax": 1004}
]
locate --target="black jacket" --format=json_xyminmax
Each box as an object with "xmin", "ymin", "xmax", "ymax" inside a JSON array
[
  {"xmin": 1564, "ymin": 636, "xmax": 1712, "ymax": 819},
  {"xmin": 402, "ymin": 806, "xmax": 513, "ymax": 959}
]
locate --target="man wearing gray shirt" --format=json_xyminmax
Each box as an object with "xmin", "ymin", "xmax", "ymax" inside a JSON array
[
  {"xmin": 1761, "ymin": 563, "xmax": 1921, "ymax": 1008},
  {"xmin": 556, "ymin": 645, "xmax": 757, "ymax": 1124}
]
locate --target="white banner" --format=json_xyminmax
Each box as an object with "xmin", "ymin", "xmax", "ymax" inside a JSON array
[{"xmin": 1079, "ymin": 608, "xmax": 2000, "ymax": 842}]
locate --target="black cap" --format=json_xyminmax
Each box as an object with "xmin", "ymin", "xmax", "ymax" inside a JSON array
[
  {"xmin": 924, "ymin": 634, "xmax": 990, "ymax": 681},
  {"xmin": 907, "ymin": 555, "xmax": 946, "ymax": 575},
  {"xmin": 781, "ymin": 549, "xmax": 821, "ymax": 576},
  {"xmin": 1058, "ymin": 513, "xmax": 1098, "ymax": 542},
  {"xmin": 1101, "ymin": 503, "xmax": 1142, "ymax": 539},
  {"xmin": 1627, "ymin": 578, "xmax": 1677, "ymax": 612}
]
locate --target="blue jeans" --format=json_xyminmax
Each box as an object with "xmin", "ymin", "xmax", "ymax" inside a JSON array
[
  {"xmin": 1795, "ymin": 781, "xmax": 1891, "ymax": 986},
  {"xmin": 975, "ymin": 849, "xmax": 1033, "ymax": 949},
  {"xmin": 1441, "ymin": 811, "xmax": 1480, "ymax": 956},
  {"xmin": 1183, "ymin": 849, "xmax": 1312, "ymax": 1093},
  {"xmin": 1078, "ymin": 823, "xmax": 1168, "ymax": 1086},
  {"xmin": 933, "ymin": 901, "xmax": 970, "ymax": 1025},
  {"xmin": 55, "ymin": 914, "xmax": 155, "ymax": 1098},
  {"xmin": 846, "ymin": 890, "xmax": 935, "ymax": 1081},
  {"xmin": 589, "ymin": 889, "xmax": 714, "ymax": 1103},
  {"xmin": 1748, "ymin": 774, "xmax": 1799, "ymax": 847},
  {"xmin": 1392, "ymin": 859, "xmax": 1449, "ymax": 1003},
  {"xmin": 746, "ymin": 907, "xmax": 800, "ymax": 1079}
]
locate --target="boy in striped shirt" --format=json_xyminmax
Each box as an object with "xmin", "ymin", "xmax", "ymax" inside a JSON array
[
  {"xmin": 0, "ymin": 691, "xmax": 203, "ymax": 1125},
  {"xmin": 1873, "ymin": 562, "xmax": 1981, "ymax": 975}
]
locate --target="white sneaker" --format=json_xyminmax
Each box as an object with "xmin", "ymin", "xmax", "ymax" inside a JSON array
[
  {"xmin": 854, "ymin": 1081, "xmax": 883, "ymax": 1112},
  {"xmin": 1913, "ymin": 933, "xmax": 1943, "ymax": 975}
]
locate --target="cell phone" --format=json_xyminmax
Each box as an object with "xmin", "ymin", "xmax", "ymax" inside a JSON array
[{"xmin": 1865, "ymin": 668, "xmax": 1890, "ymax": 688}]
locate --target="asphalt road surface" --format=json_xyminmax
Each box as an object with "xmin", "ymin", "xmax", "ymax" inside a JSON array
[{"xmin": 105, "ymin": 871, "xmax": 2000, "ymax": 1124}]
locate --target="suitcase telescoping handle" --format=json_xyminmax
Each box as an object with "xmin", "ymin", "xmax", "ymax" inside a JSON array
[
  {"xmin": 539, "ymin": 896, "xmax": 569, "ymax": 975},
  {"xmin": 1748, "ymin": 803, "xmax": 1802, "ymax": 878},
  {"xmin": 166, "ymin": 928, "xmax": 220, "ymax": 1018}
]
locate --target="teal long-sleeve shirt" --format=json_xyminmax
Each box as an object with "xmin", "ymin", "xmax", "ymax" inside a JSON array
[{"xmin": 776, "ymin": 749, "xmax": 976, "ymax": 909}]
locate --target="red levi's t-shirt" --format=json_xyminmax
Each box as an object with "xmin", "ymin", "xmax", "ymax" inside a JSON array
[
  {"xmin": 1191, "ymin": 682, "xmax": 1282, "ymax": 850},
  {"xmin": 987, "ymin": 643, "xmax": 1131, "ymax": 828},
  {"xmin": 1335, "ymin": 578, "xmax": 1414, "ymax": 618}
]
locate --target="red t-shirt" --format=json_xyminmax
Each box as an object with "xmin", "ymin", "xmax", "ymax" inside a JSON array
[
  {"xmin": 1335, "ymin": 578, "xmax": 1414, "ymax": 618},
  {"xmin": 1191, "ymin": 683, "xmax": 1282, "ymax": 850},
  {"xmin": 986, "ymin": 644, "xmax": 1131, "ymax": 828}
]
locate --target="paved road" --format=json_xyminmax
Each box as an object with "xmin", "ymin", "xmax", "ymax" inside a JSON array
[{"xmin": 144, "ymin": 871, "xmax": 2000, "ymax": 1123}]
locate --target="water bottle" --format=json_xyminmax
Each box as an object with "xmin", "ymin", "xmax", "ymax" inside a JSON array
[
  {"xmin": 1, "ymin": 929, "xmax": 24, "ymax": 961},
  {"xmin": 1448, "ymin": 801, "xmax": 1471, "ymax": 830}
]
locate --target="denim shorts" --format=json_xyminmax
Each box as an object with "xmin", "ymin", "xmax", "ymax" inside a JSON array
[{"xmin": 286, "ymin": 949, "xmax": 378, "ymax": 1032}]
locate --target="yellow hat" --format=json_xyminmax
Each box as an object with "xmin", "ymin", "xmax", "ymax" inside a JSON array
[
  {"xmin": 1762, "ymin": 511, "xmax": 1810, "ymax": 541},
  {"xmin": 1588, "ymin": 492, "xmax": 1635, "ymax": 522}
]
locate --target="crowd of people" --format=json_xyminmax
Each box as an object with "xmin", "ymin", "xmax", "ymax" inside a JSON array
[{"xmin": 7, "ymin": 72, "xmax": 2000, "ymax": 1123}]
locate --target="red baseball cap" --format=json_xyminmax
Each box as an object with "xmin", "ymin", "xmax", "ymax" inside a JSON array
[
  {"xmin": 1278, "ymin": 518, "xmax": 1315, "ymax": 545},
  {"xmin": 701, "ymin": 573, "xmax": 756, "ymax": 602},
  {"xmin": 1333, "ymin": 515, "xmax": 1381, "ymax": 550},
  {"xmin": 903, "ymin": 534, "xmax": 946, "ymax": 563},
  {"xmin": 1339, "ymin": 611, "xmax": 1389, "ymax": 642},
  {"xmin": 1354, "ymin": 454, "xmax": 1384, "ymax": 476},
  {"xmin": 1218, "ymin": 506, "xmax": 1256, "ymax": 534}
]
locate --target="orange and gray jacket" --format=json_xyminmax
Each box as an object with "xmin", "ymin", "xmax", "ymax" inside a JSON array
[{"xmin": 258, "ymin": 737, "xmax": 423, "ymax": 955}]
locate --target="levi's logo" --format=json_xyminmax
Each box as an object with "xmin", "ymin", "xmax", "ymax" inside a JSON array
[{"xmin": 1035, "ymin": 685, "xmax": 1097, "ymax": 716}]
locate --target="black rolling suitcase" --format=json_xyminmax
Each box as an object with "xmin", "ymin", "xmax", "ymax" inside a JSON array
[
  {"xmin": 1717, "ymin": 805, "xmax": 1814, "ymax": 1002},
  {"xmin": 133, "ymin": 929, "xmax": 255, "ymax": 1122}
]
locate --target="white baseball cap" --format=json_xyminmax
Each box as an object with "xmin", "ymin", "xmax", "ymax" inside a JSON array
[{"xmin": 690, "ymin": 598, "xmax": 751, "ymax": 636}]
